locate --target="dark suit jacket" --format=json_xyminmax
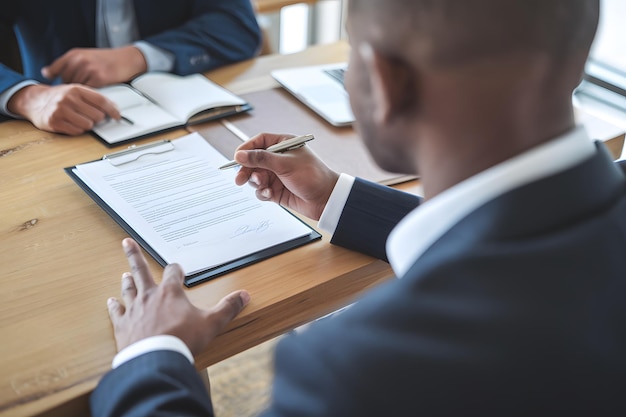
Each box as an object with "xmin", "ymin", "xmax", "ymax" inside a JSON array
[
  {"xmin": 0, "ymin": 0, "xmax": 261, "ymax": 97},
  {"xmin": 91, "ymin": 142, "xmax": 626, "ymax": 416}
]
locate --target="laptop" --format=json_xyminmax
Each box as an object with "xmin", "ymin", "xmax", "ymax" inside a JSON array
[{"xmin": 271, "ymin": 63, "xmax": 355, "ymax": 127}]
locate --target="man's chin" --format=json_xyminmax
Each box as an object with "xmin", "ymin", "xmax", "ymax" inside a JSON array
[
  {"xmin": 368, "ymin": 150, "xmax": 415, "ymax": 176},
  {"xmin": 357, "ymin": 128, "xmax": 416, "ymax": 176}
]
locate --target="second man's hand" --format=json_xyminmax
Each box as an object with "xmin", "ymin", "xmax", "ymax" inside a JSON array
[
  {"xmin": 41, "ymin": 46, "xmax": 147, "ymax": 87},
  {"xmin": 7, "ymin": 84, "xmax": 121, "ymax": 136}
]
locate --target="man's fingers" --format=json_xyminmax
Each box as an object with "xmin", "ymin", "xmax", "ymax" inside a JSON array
[
  {"xmin": 52, "ymin": 118, "xmax": 91, "ymax": 136},
  {"xmin": 58, "ymin": 64, "xmax": 84, "ymax": 84},
  {"xmin": 121, "ymin": 272, "xmax": 137, "ymax": 305},
  {"xmin": 122, "ymin": 238, "xmax": 156, "ymax": 293},
  {"xmin": 45, "ymin": 86, "xmax": 120, "ymax": 135},
  {"xmin": 56, "ymin": 105, "xmax": 98, "ymax": 132},
  {"xmin": 235, "ymin": 169, "xmax": 266, "ymax": 188},
  {"xmin": 44, "ymin": 52, "xmax": 84, "ymax": 84},
  {"xmin": 68, "ymin": 66, "xmax": 93, "ymax": 85},
  {"xmin": 162, "ymin": 263, "xmax": 186, "ymax": 290},
  {"xmin": 107, "ymin": 297, "xmax": 125, "ymax": 322},
  {"xmin": 206, "ymin": 290, "xmax": 251, "ymax": 333},
  {"xmin": 41, "ymin": 66, "xmax": 52, "ymax": 79},
  {"xmin": 256, "ymin": 188, "xmax": 273, "ymax": 201},
  {"xmin": 71, "ymin": 103, "xmax": 107, "ymax": 126},
  {"xmin": 235, "ymin": 148, "xmax": 287, "ymax": 173},
  {"xmin": 235, "ymin": 133, "xmax": 291, "ymax": 152},
  {"xmin": 79, "ymin": 88, "xmax": 121, "ymax": 120},
  {"xmin": 41, "ymin": 64, "xmax": 60, "ymax": 80},
  {"xmin": 233, "ymin": 134, "xmax": 303, "ymax": 186},
  {"xmin": 42, "ymin": 53, "xmax": 70, "ymax": 80}
]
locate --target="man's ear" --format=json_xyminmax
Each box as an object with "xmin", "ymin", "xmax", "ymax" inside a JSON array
[{"xmin": 358, "ymin": 43, "xmax": 416, "ymax": 124}]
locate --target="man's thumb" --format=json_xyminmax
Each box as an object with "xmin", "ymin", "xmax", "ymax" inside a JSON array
[
  {"xmin": 207, "ymin": 290, "xmax": 251, "ymax": 330},
  {"xmin": 235, "ymin": 149, "xmax": 283, "ymax": 171}
]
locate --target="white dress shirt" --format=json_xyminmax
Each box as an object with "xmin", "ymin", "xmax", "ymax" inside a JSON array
[
  {"xmin": 96, "ymin": 0, "xmax": 174, "ymax": 72},
  {"xmin": 111, "ymin": 126, "xmax": 596, "ymax": 367},
  {"xmin": 0, "ymin": 0, "xmax": 174, "ymax": 117},
  {"xmin": 385, "ymin": 126, "xmax": 594, "ymax": 277},
  {"xmin": 112, "ymin": 335, "xmax": 194, "ymax": 368}
]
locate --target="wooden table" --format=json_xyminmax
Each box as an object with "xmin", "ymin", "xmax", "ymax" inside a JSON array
[
  {"xmin": 2, "ymin": 40, "xmax": 624, "ymax": 417},
  {"xmin": 0, "ymin": 41, "xmax": 395, "ymax": 417}
]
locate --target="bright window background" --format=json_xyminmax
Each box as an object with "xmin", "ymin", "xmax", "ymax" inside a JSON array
[
  {"xmin": 590, "ymin": 0, "xmax": 626, "ymax": 73},
  {"xmin": 268, "ymin": 1, "xmax": 626, "ymax": 133},
  {"xmin": 280, "ymin": 1, "xmax": 343, "ymax": 53},
  {"xmin": 275, "ymin": 0, "xmax": 625, "ymax": 69},
  {"xmin": 573, "ymin": 0, "xmax": 626, "ymax": 136},
  {"xmin": 257, "ymin": 0, "xmax": 343, "ymax": 55}
]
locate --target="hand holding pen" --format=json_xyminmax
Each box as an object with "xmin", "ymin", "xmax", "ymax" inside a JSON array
[
  {"xmin": 219, "ymin": 134, "xmax": 314, "ymax": 169},
  {"xmin": 231, "ymin": 133, "xmax": 340, "ymax": 221}
]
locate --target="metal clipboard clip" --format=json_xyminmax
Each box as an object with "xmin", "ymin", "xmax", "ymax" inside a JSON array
[{"xmin": 103, "ymin": 140, "xmax": 176, "ymax": 166}]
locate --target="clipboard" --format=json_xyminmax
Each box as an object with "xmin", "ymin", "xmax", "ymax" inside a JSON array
[{"xmin": 65, "ymin": 136, "xmax": 322, "ymax": 287}]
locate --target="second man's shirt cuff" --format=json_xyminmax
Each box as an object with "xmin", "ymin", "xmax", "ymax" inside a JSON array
[
  {"xmin": 0, "ymin": 80, "xmax": 40, "ymax": 118},
  {"xmin": 134, "ymin": 41, "xmax": 175, "ymax": 73}
]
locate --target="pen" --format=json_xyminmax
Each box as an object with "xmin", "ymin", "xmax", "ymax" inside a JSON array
[
  {"xmin": 104, "ymin": 115, "xmax": 134, "ymax": 125},
  {"xmin": 219, "ymin": 134, "xmax": 315, "ymax": 170},
  {"xmin": 120, "ymin": 115, "xmax": 134, "ymax": 125}
]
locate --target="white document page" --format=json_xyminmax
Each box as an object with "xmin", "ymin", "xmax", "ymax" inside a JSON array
[
  {"xmin": 73, "ymin": 132, "xmax": 312, "ymax": 275},
  {"xmin": 94, "ymin": 85, "xmax": 181, "ymax": 143}
]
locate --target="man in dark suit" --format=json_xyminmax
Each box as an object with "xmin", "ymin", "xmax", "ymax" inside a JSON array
[
  {"xmin": 0, "ymin": 0, "xmax": 261, "ymax": 134},
  {"xmin": 92, "ymin": 0, "xmax": 626, "ymax": 415}
]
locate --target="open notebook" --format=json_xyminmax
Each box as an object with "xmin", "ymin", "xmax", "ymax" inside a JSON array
[{"xmin": 93, "ymin": 73, "xmax": 252, "ymax": 145}]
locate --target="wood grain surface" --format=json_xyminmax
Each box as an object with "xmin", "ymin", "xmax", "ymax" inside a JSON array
[{"xmin": 0, "ymin": 42, "xmax": 395, "ymax": 417}]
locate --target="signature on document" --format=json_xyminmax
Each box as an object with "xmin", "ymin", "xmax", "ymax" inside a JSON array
[{"xmin": 232, "ymin": 219, "xmax": 272, "ymax": 237}]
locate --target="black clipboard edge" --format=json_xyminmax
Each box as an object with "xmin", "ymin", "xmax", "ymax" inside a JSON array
[
  {"xmin": 64, "ymin": 165, "xmax": 321, "ymax": 287},
  {"xmin": 91, "ymin": 103, "xmax": 254, "ymax": 148},
  {"xmin": 183, "ymin": 229, "xmax": 321, "ymax": 287}
]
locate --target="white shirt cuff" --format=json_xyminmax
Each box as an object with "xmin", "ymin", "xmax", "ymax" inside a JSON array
[
  {"xmin": 112, "ymin": 335, "xmax": 194, "ymax": 369},
  {"xmin": 0, "ymin": 80, "xmax": 40, "ymax": 118},
  {"xmin": 133, "ymin": 41, "xmax": 175, "ymax": 73},
  {"xmin": 318, "ymin": 173, "xmax": 355, "ymax": 235}
]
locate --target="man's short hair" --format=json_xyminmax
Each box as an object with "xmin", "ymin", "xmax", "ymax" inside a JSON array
[{"xmin": 349, "ymin": 0, "xmax": 599, "ymax": 67}]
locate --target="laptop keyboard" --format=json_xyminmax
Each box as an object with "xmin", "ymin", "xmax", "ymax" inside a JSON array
[{"xmin": 324, "ymin": 68, "xmax": 346, "ymax": 88}]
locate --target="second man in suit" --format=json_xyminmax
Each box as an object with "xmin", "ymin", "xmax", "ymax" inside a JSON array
[{"xmin": 0, "ymin": 0, "xmax": 261, "ymax": 135}]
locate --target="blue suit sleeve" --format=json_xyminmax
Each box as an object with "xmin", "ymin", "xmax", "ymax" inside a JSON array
[
  {"xmin": 0, "ymin": 6, "xmax": 29, "ymax": 98},
  {"xmin": 0, "ymin": 63, "xmax": 28, "ymax": 100},
  {"xmin": 331, "ymin": 178, "xmax": 422, "ymax": 261},
  {"xmin": 140, "ymin": 0, "xmax": 262, "ymax": 75},
  {"xmin": 90, "ymin": 351, "xmax": 215, "ymax": 417}
]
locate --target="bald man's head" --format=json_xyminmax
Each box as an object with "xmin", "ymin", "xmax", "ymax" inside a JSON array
[{"xmin": 348, "ymin": 0, "xmax": 599, "ymax": 70}]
